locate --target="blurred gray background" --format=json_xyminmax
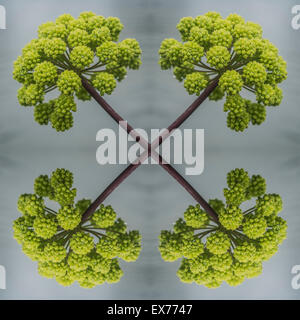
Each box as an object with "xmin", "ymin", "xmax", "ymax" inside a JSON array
[{"xmin": 0, "ymin": 0, "xmax": 299, "ymax": 299}]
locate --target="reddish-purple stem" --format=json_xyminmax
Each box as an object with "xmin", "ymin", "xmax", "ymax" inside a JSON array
[{"xmin": 81, "ymin": 77, "xmax": 219, "ymax": 223}]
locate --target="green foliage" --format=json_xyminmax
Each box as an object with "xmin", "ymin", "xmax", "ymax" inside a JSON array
[
  {"xmin": 219, "ymin": 70, "xmax": 243, "ymax": 95},
  {"xmin": 13, "ymin": 12, "xmax": 142, "ymax": 132},
  {"xmin": 92, "ymin": 204, "xmax": 117, "ymax": 228},
  {"xmin": 158, "ymin": 168, "xmax": 286, "ymax": 288},
  {"xmin": 184, "ymin": 204, "xmax": 209, "ymax": 228},
  {"xmin": 184, "ymin": 72, "xmax": 208, "ymax": 95},
  {"xmin": 57, "ymin": 70, "xmax": 81, "ymax": 95},
  {"xmin": 13, "ymin": 168, "xmax": 142, "ymax": 288},
  {"xmin": 206, "ymin": 46, "xmax": 231, "ymax": 70},
  {"xmin": 159, "ymin": 12, "xmax": 287, "ymax": 132},
  {"xmin": 92, "ymin": 72, "xmax": 116, "ymax": 95},
  {"xmin": 219, "ymin": 206, "xmax": 243, "ymax": 230}
]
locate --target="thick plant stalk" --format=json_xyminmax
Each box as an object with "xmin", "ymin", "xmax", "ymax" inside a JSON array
[
  {"xmin": 81, "ymin": 162, "xmax": 143, "ymax": 223},
  {"xmin": 159, "ymin": 162, "xmax": 219, "ymax": 222},
  {"xmin": 81, "ymin": 77, "xmax": 220, "ymax": 222},
  {"xmin": 152, "ymin": 78, "xmax": 220, "ymax": 148},
  {"xmin": 81, "ymin": 77, "xmax": 149, "ymax": 150},
  {"xmin": 81, "ymin": 150, "xmax": 219, "ymax": 223}
]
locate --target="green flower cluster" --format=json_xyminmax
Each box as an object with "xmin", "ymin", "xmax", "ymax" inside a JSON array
[
  {"xmin": 13, "ymin": 12, "xmax": 142, "ymax": 132},
  {"xmin": 158, "ymin": 168, "xmax": 287, "ymax": 288},
  {"xmin": 13, "ymin": 168, "xmax": 142, "ymax": 288},
  {"xmin": 159, "ymin": 12, "xmax": 287, "ymax": 132}
]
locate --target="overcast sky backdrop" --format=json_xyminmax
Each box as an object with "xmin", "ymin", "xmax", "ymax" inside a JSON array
[{"xmin": 0, "ymin": 0, "xmax": 299, "ymax": 299}]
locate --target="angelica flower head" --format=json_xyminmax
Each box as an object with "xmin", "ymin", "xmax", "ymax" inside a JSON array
[
  {"xmin": 159, "ymin": 12, "xmax": 287, "ymax": 132},
  {"xmin": 13, "ymin": 12, "xmax": 142, "ymax": 132},
  {"xmin": 13, "ymin": 168, "xmax": 142, "ymax": 288},
  {"xmin": 158, "ymin": 168, "xmax": 286, "ymax": 288}
]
